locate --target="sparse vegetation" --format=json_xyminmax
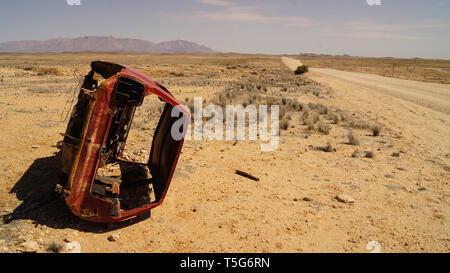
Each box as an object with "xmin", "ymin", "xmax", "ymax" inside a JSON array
[
  {"xmin": 294, "ymin": 65, "xmax": 309, "ymax": 75},
  {"xmin": 23, "ymin": 66, "xmax": 61, "ymax": 76},
  {"xmin": 0, "ymin": 53, "xmax": 448, "ymax": 253},
  {"xmin": 317, "ymin": 121, "xmax": 331, "ymax": 135},
  {"xmin": 348, "ymin": 130, "xmax": 360, "ymax": 145},
  {"xmin": 365, "ymin": 151, "xmax": 375, "ymax": 158},
  {"xmin": 47, "ymin": 242, "xmax": 64, "ymax": 253},
  {"xmin": 371, "ymin": 124, "xmax": 382, "ymax": 136},
  {"xmin": 325, "ymin": 141, "xmax": 335, "ymax": 152},
  {"xmin": 280, "ymin": 119, "xmax": 290, "ymax": 130}
]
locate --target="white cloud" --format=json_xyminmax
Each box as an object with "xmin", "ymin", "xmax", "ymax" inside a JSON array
[
  {"xmin": 341, "ymin": 31, "xmax": 430, "ymax": 40},
  {"xmin": 345, "ymin": 21, "xmax": 450, "ymax": 32},
  {"xmin": 163, "ymin": 1, "xmax": 448, "ymax": 40},
  {"xmin": 194, "ymin": 0, "xmax": 311, "ymax": 27}
]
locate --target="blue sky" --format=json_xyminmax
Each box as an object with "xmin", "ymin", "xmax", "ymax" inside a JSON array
[{"xmin": 1, "ymin": 0, "xmax": 449, "ymax": 59}]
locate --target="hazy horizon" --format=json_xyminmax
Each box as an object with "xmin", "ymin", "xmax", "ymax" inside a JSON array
[{"xmin": 1, "ymin": 0, "xmax": 449, "ymax": 59}]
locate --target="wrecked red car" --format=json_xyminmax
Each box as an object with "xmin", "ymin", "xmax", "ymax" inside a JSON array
[{"xmin": 57, "ymin": 61, "xmax": 189, "ymax": 223}]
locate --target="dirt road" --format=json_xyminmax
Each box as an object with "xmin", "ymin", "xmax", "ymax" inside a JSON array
[
  {"xmin": 281, "ymin": 57, "xmax": 304, "ymax": 71},
  {"xmin": 283, "ymin": 57, "xmax": 450, "ymax": 114},
  {"xmin": 310, "ymin": 68, "xmax": 450, "ymax": 114}
]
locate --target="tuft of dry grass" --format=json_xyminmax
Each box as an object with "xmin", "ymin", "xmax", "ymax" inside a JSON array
[
  {"xmin": 280, "ymin": 119, "xmax": 290, "ymax": 130},
  {"xmin": 47, "ymin": 242, "xmax": 64, "ymax": 253},
  {"xmin": 365, "ymin": 151, "xmax": 375, "ymax": 158},
  {"xmin": 325, "ymin": 141, "xmax": 335, "ymax": 152},
  {"xmin": 23, "ymin": 66, "xmax": 61, "ymax": 76},
  {"xmin": 317, "ymin": 121, "xmax": 331, "ymax": 135},
  {"xmin": 370, "ymin": 124, "xmax": 382, "ymax": 136},
  {"xmin": 329, "ymin": 113, "xmax": 340, "ymax": 124},
  {"xmin": 304, "ymin": 117, "xmax": 315, "ymax": 131},
  {"xmin": 348, "ymin": 130, "xmax": 360, "ymax": 145}
]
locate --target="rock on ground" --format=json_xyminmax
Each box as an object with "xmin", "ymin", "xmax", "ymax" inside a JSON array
[{"xmin": 335, "ymin": 194, "xmax": 355, "ymax": 204}]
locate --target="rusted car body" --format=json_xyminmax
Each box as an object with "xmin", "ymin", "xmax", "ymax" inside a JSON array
[{"xmin": 57, "ymin": 61, "xmax": 189, "ymax": 223}]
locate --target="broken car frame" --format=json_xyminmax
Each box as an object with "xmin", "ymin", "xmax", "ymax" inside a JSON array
[{"xmin": 57, "ymin": 61, "xmax": 189, "ymax": 223}]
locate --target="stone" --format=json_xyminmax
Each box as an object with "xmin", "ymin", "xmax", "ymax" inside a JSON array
[
  {"xmin": 64, "ymin": 232, "xmax": 78, "ymax": 242},
  {"xmin": 64, "ymin": 241, "xmax": 81, "ymax": 253},
  {"xmin": 19, "ymin": 240, "xmax": 39, "ymax": 253},
  {"xmin": 192, "ymin": 205, "xmax": 202, "ymax": 212},
  {"xmin": 335, "ymin": 194, "xmax": 355, "ymax": 204},
  {"xmin": 107, "ymin": 233, "xmax": 120, "ymax": 242}
]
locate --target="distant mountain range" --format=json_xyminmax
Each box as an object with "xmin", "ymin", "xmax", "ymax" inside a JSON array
[{"xmin": 0, "ymin": 36, "xmax": 215, "ymax": 53}]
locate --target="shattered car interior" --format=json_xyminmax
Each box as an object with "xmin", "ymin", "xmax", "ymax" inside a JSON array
[{"xmin": 57, "ymin": 61, "xmax": 189, "ymax": 223}]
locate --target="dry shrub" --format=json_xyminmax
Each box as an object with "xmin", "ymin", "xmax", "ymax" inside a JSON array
[
  {"xmin": 47, "ymin": 242, "xmax": 64, "ymax": 253},
  {"xmin": 311, "ymin": 114, "xmax": 320, "ymax": 124},
  {"xmin": 325, "ymin": 142, "xmax": 335, "ymax": 152},
  {"xmin": 292, "ymin": 101, "xmax": 303, "ymax": 112},
  {"xmin": 370, "ymin": 124, "xmax": 382, "ymax": 136},
  {"xmin": 330, "ymin": 113, "xmax": 340, "ymax": 124},
  {"xmin": 348, "ymin": 119, "xmax": 370, "ymax": 130},
  {"xmin": 24, "ymin": 66, "xmax": 61, "ymax": 76},
  {"xmin": 294, "ymin": 65, "xmax": 309, "ymax": 75},
  {"xmin": 279, "ymin": 106, "xmax": 286, "ymax": 119},
  {"xmin": 319, "ymin": 105, "xmax": 329, "ymax": 115},
  {"xmin": 280, "ymin": 119, "xmax": 290, "ymax": 130},
  {"xmin": 170, "ymin": 72, "xmax": 185, "ymax": 77},
  {"xmin": 301, "ymin": 109, "xmax": 309, "ymax": 122},
  {"xmin": 348, "ymin": 130, "xmax": 360, "ymax": 145},
  {"xmin": 305, "ymin": 118, "xmax": 315, "ymax": 131},
  {"xmin": 317, "ymin": 121, "xmax": 331, "ymax": 135},
  {"xmin": 186, "ymin": 99, "xmax": 195, "ymax": 113}
]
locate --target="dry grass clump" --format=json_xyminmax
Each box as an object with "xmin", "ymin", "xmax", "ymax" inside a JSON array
[
  {"xmin": 308, "ymin": 103, "xmax": 329, "ymax": 115},
  {"xmin": 317, "ymin": 121, "xmax": 331, "ymax": 135},
  {"xmin": 280, "ymin": 119, "xmax": 290, "ymax": 130},
  {"xmin": 301, "ymin": 109, "xmax": 309, "ymax": 121},
  {"xmin": 170, "ymin": 72, "xmax": 185, "ymax": 77},
  {"xmin": 347, "ymin": 119, "xmax": 370, "ymax": 130},
  {"xmin": 365, "ymin": 151, "xmax": 375, "ymax": 158},
  {"xmin": 328, "ymin": 113, "xmax": 340, "ymax": 124},
  {"xmin": 47, "ymin": 242, "xmax": 64, "ymax": 253},
  {"xmin": 325, "ymin": 141, "xmax": 335, "ymax": 152},
  {"xmin": 294, "ymin": 65, "xmax": 309, "ymax": 75},
  {"xmin": 304, "ymin": 118, "xmax": 314, "ymax": 131},
  {"xmin": 185, "ymin": 98, "xmax": 195, "ymax": 113},
  {"xmin": 23, "ymin": 66, "xmax": 61, "ymax": 76},
  {"xmin": 370, "ymin": 124, "xmax": 382, "ymax": 136},
  {"xmin": 348, "ymin": 130, "xmax": 360, "ymax": 145}
]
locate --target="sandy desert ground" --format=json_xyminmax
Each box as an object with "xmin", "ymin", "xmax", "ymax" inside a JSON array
[{"xmin": 0, "ymin": 53, "xmax": 449, "ymax": 253}]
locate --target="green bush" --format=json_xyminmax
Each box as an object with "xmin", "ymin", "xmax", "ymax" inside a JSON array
[{"xmin": 294, "ymin": 65, "xmax": 309, "ymax": 75}]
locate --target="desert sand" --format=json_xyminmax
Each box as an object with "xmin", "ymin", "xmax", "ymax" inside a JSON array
[{"xmin": 0, "ymin": 53, "xmax": 448, "ymax": 253}]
